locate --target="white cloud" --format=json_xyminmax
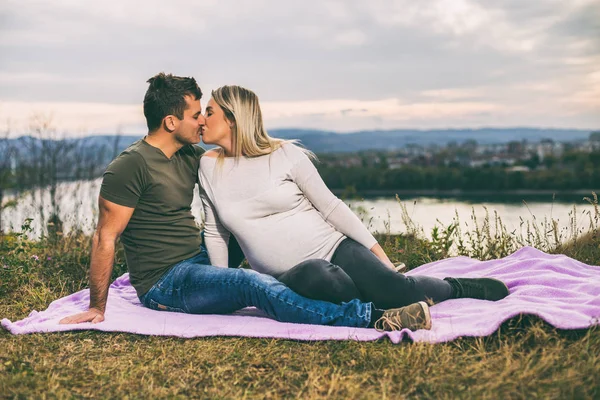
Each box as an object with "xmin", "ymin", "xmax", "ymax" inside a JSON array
[
  {"xmin": 0, "ymin": 101, "xmax": 145, "ymax": 137},
  {"xmin": 261, "ymin": 97, "xmax": 507, "ymax": 131},
  {"xmin": 558, "ymin": 71, "xmax": 600, "ymax": 114},
  {"xmin": 420, "ymin": 88, "xmax": 486, "ymax": 101},
  {"xmin": 263, "ymin": 98, "xmax": 501, "ymax": 119},
  {"xmin": 0, "ymin": 0, "xmax": 598, "ymax": 132},
  {"xmin": 332, "ymin": 30, "xmax": 367, "ymax": 47},
  {"xmin": 363, "ymin": 0, "xmax": 553, "ymax": 53}
]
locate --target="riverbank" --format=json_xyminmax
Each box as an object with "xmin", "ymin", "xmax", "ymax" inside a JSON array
[
  {"xmin": 332, "ymin": 188, "xmax": 600, "ymax": 202},
  {"xmin": 3, "ymin": 178, "xmax": 596, "ymax": 239}
]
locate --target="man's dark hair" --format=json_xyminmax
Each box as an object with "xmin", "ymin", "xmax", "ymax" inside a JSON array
[{"xmin": 143, "ymin": 72, "xmax": 202, "ymax": 132}]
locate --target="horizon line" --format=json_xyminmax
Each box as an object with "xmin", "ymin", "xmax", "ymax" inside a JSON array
[{"xmin": 6, "ymin": 125, "xmax": 598, "ymax": 141}]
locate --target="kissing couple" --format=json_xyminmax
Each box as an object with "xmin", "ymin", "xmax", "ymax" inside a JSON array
[{"xmin": 60, "ymin": 73, "xmax": 509, "ymax": 331}]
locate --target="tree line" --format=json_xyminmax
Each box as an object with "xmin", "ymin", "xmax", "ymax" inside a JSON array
[{"xmin": 317, "ymin": 149, "xmax": 600, "ymax": 193}]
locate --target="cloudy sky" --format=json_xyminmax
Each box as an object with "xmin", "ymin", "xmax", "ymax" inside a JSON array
[{"xmin": 0, "ymin": 0, "xmax": 598, "ymax": 137}]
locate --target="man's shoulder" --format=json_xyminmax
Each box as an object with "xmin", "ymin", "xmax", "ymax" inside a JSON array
[
  {"xmin": 107, "ymin": 140, "xmax": 147, "ymax": 171},
  {"xmin": 101, "ymin": 140, "xmax": 149, "ymax": 207}
]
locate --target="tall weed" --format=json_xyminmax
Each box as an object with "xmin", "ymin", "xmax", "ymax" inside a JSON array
[{"xmin": 396, "ymin": 192, "xmax": 600, "ymax": 262}]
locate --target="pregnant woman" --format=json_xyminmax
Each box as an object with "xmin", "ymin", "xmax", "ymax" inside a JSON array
[{"xmin": 198, "ymin": 85, "xmax": 509, "ymax": 312}]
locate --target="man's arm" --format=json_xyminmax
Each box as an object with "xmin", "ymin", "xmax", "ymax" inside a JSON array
[{"xmin": 59, "ymin": 196, "xmax": 134, "ymax": 324}]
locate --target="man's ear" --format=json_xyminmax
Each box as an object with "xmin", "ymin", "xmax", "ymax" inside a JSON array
[{"xmin": 163, "ymin": 115, "xmax": 179, "ymax": 132}]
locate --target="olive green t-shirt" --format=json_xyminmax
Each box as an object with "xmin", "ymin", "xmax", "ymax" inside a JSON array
[{"xmin": 100, "ymin": 139, "xmax": 205, "ymax": 297}]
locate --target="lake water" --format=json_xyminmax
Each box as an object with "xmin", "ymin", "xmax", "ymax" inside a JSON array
[{"xmin": 2, "ymin": 178, "xmax": 596, "ymax": 241}]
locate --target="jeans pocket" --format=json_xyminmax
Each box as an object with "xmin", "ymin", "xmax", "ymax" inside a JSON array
[{"xmin": 147, "ymin": 298, "xmax": 186, "ymax": 314}]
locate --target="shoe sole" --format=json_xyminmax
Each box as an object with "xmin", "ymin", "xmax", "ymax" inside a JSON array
[{"xmin": 416, "ymin": 301, "xmax": 432, "ymax": 330}]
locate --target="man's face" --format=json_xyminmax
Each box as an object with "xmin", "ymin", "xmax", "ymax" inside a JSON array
[{"xmin": 174, "ymin": 95, "xmax": 205, "ymax": 145}]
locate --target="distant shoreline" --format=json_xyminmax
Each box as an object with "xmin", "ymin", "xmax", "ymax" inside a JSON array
[{"xmin": 332, "ymin": 189, "xmax": 599, "ymax": 201}]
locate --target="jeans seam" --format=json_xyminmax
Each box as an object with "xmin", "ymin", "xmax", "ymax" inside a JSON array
[
  {"xmin": 364, "ymin": 303, "xmax": 372, "ymax": 327},
  {"xmin": 239, "ymin": 279, "xmax": 331, "ymax": 320},
  {"xmin": 148, "ymin": 298, "xmax": 185, "ymax": 313},
  {"xmin": 180, "ymin": 285, "xmax": 190, "ymax": 313}
]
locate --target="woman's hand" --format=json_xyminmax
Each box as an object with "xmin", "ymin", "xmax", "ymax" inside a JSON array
[{"xmin": 370, "ymin": 243, "xmax": 397, "ymax": 271}]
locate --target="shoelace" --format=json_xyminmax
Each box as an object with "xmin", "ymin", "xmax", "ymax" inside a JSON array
[{"xmin": 374, "ymin": 315, "xmax": 403, "ymax": 332}]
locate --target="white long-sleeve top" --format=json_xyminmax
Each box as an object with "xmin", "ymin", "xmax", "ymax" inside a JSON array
[{"xmin": 198, "ymin": 143, "xmax": 378, "ymax": 277}]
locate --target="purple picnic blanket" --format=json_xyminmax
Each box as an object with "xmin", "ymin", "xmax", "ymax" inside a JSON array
[{"xmin": 2, "ymin": 246, "xmax": 599, "ymax": 343}]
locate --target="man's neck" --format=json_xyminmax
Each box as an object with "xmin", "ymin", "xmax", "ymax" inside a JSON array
[{"xmin": 144, "ymin": 131, "xmax": 183, "ymax": 159}]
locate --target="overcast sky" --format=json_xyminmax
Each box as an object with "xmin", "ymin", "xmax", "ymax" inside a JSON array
[{"xmin": 0, "ymin": 0, "xmax": 598, "ymax": 137}]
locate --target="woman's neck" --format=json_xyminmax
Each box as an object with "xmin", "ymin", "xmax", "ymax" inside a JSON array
[{"xmin": 218, "ymin": 139, "xmax": 235, "ymax": 157}]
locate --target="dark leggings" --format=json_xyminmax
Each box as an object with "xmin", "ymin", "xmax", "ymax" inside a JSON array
[{"xmin": 278, "ymin": 238, "xmax": 453, "ymax": 309}]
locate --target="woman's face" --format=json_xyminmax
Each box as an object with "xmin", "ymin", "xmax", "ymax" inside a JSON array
[{"xmin": 202, "ymin": 98, "xmax": 233, "ymax": 148}]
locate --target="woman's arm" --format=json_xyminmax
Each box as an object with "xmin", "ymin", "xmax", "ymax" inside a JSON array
[
  {"xmin": 200, "ymin": 187, "xmax": 230, "ymax": 268},
  {"xmin": 368, "ymin": 242, "xmax": 396, "ymax": 270},
  {"xmin": 288, "ymin": 146, "xmax": 396, "ymax": 270}
]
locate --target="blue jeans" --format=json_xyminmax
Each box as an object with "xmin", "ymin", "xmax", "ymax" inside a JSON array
[{"xmin": 139, "ymin": 247, "xmax": 372, "ymax": 327}]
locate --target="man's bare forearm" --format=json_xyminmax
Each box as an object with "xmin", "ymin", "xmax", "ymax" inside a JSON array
[{"xmin": 88, "ymin": 230, "xmax": 116, "ymax": 313}]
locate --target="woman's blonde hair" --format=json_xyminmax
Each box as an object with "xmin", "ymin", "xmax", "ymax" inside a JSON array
[{"xmin": 210, "ymin": 85, "xmax": 315, "ymax": 162}]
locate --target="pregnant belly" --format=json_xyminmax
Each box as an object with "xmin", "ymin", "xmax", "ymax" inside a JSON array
[{"xmin": 238, "ymin": 211, "xmax": 345, "ymax": 275}]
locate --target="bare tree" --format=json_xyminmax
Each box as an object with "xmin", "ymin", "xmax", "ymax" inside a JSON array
[
  {"xmin": 113, "ymin": 125, "xmax": 123, "ymax": 160},
  {"xmin": 0, "ymin": 123, "xmax": 17, "ymax": 235},
  {"xmin": 4, "ymin": 114, "xmax": 123, "ymax": 238},
  {"xmin": 21, "ymin": 114, "xmax": 78, "ymax": 237}
]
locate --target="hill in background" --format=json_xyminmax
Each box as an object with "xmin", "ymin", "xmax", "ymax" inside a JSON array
[
  {"xmin": 7, "ymin": 127, "xmax": 593, "ymax": 159},
  {"xmin": 273, "ymin": 127, "xmax": 592, "ymax": 153}
]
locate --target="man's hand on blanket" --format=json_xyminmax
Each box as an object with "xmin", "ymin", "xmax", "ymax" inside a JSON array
[{"xmin": 59, "ymin": 308, "xmax": 104, "ymax": 324}]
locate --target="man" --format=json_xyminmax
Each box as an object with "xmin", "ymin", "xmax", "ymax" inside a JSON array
[
  {"xmin": 60, "ymin": 73, "xmax": 207, "ymax": 323},
  {"xmin": 60, "ymin": 72, "xmax": 432, "ymax": 332}
]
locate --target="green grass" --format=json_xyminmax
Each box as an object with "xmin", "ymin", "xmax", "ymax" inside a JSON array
[{"xmin": 2, "ymin": 197, "xmax": 600, "ymax": 399}]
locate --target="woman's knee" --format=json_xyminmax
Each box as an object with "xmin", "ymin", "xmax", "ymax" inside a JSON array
[{"xmin": 279, "ymin": 259, "xmax": 362, "ymax": 304}]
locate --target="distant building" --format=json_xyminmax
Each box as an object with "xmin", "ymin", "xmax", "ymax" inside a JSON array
[
  {"xmin": 387, "ymin": 157, "xmax": 411, "ymax": 169},
  {"xmin": 469, "ymin": 157, "xmax": 516, "ymax": 168},
  {"xmin": 506, "ymin": 166, "xmax": 530, "ymax": 173},
  {"xmin": 589, "ymin": 132, "xmax": 600, "ymax": 150},
  {"xmin": 536, "ymin": 139, "xmax": 564, "ymax": 161},
  {"xmin": 341, "ymin": 157, "xmax": 362, "ymax": 167}
]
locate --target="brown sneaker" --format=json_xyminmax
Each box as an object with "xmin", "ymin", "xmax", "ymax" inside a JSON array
[{"xmin": 374, "ymin": 301, "xmax": 432, "ymax": 332}]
